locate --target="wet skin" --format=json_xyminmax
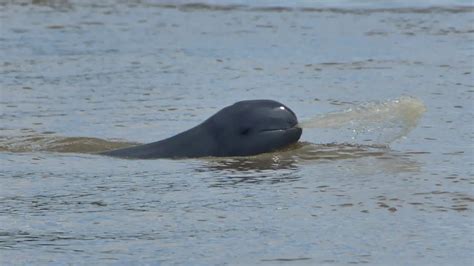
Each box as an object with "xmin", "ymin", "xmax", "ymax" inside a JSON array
[{"xmin": 100, "ymin": 100, "xmax": 302, "ymax": 159}]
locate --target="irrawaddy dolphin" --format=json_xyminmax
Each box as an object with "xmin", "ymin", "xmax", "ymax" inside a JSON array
[{"xmin": 100, "ymin": 100, "xmax": 302, "ymax": 159}]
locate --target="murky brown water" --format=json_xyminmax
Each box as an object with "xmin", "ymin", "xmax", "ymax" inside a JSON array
[{"xmin": 1, "ymin": 0, "xmax": 473, "ymax": 265}]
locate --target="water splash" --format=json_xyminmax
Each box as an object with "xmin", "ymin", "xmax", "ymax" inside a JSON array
[{"xmin": 298, "ymin": 96, "xmax": 426, "ymax": 144}]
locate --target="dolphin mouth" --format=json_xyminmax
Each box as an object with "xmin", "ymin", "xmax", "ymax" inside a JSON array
[{"xmin": 259, "ymin": 125, "xmax": 301, "ymax": 133}]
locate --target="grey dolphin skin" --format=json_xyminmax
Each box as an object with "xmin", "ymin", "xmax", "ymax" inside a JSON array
[{"xmin": 100, "ymin": 100, "xmax": 302, "ymax": 159}]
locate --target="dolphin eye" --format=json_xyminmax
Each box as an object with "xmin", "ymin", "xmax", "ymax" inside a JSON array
[{"xmin": 240, "ymin": 128, "xmax": 251, "ymax": 135}]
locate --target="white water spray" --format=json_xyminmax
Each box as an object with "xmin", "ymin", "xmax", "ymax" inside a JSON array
[{"xmin": 298, "ymin": 96, "xmax": 426, "ymax": 144}]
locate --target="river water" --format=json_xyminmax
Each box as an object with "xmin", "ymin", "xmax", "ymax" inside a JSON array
[{"xmin": 1, "ymin": 0, "xmax": 473, "ymax": 265}]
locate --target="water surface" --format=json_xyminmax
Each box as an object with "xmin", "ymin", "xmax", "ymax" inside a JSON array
[{"xmin": 1, "ymin": 0, "xmax": 473, "ymax": 265}]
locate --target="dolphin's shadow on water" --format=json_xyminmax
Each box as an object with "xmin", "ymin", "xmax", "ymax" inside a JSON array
[{"xmin": 201, "ymin": 142, "xmax": 422, "ymax": 187}]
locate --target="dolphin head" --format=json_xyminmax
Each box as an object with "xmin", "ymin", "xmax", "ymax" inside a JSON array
[{"xmin": 208, "ymin": 100, "xmax": 302, "ymax": 156}]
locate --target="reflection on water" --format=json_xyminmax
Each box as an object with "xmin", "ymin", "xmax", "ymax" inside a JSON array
[{"xmin": 201, "ymin": 141, "xmax": 421, "ymax": 187}]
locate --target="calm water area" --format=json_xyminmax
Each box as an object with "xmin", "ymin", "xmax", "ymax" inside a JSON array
[{"xmin": 1, "ymin": 0, "xmax": 473, "ymax": 264}]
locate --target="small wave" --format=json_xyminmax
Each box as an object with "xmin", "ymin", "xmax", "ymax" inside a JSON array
[
  {"xmin": 148, "ymin": 2, "xmax": 473, "ymax": 14},
  {"xmin": 9, "ymin": 0, "xmax": 474, "ymax": 14},
  {"xmin": 0, "ymin": 134, "xmax": 135, "ymax": 154}
]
